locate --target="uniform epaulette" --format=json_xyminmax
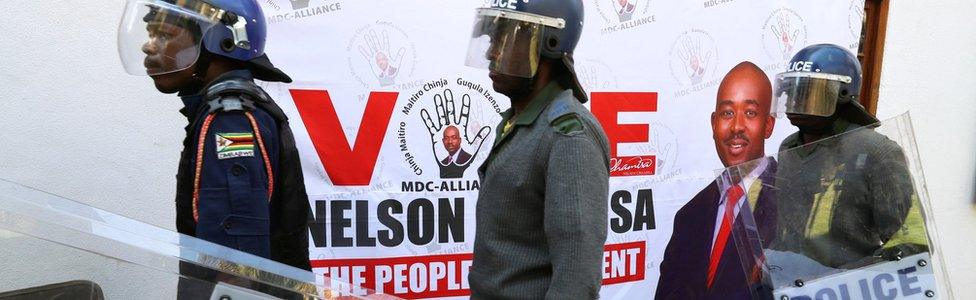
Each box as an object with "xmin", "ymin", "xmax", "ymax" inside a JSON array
[
  {"xmin": 547, "ymin": 93, "xmax": 584, "ymax": 134},
  {"xmin": 205, "ymin": 78, "xmax": 268, "ymax": 113}
]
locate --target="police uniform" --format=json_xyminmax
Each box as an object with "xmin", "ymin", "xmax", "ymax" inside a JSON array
[
  {"xmin": 470, "ymin": 81, "xmax": 611, "ymax": 299},
  {"xmin": 771, "ymin": 118, "xmax": 928, "ymax": 269},
  {"xmin": 174, "ymin": 70, "xmax": 312, "ymax": 270}
]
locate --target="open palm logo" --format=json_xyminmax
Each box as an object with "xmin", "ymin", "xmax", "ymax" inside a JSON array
[
  {"xmin": 771, "ymin": 14, "xmax": 800, "ymax": 60},
  {"xmin": 593, "ymin": 0, "xmax": 653, "ymax": 27},
  {"xmin": 677, "ymin": 36, "xmax": 713, "ymax": 85},
  {"xmin": 762, "ymin": 9, "xmax": 807, "ymax": 61},
  {"xmin": 612, "ymin": 0, "xmax": 638, "ymax": 22},
  {"xmin": 358, "ymin": 30, "xmax": 406, "ymax": 87},
  {"xmin": 576, "ymin": 59, "xmax": 619, "ymax": 91},
  {"xmin": 578, "ymin": 64, "xmax": 601, "ymax": 91},
  {"xmin": 668, "ymin": 30, "xmax": 717, "ymax": 87},
  {"xmin": 645, "ymin": 122, "xmax": 678, "ymax": 176},
  {"xmin": 420, "ymin": 89, "xmax": 492, "ymax": 179}
]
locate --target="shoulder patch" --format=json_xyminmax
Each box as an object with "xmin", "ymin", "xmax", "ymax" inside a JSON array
[
  {"xmin": 546, "ymin": 93, "xmax": 585, "ymax": 134},
  {"xmin": 205, "ymin": 78, "xmax": 267, "ymax": 113},
  {"xmin": 215, "ymin": 132, "xmax": 255, "ymax": 160},
  {"xmin": 551, "ymin": 114, "xmax": 584, "ymax": 134},
  {"xmin": 207, "ymin": 96, "xmax": 255, "ymax": 113}
]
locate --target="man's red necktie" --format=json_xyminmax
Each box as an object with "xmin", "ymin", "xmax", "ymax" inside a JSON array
[{"xmin": 706, "ymin": 184, "xmax": 745, "ymax": 288}]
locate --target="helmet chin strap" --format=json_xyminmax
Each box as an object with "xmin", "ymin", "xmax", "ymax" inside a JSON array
[
  {"xmin": 795, "ymin": 113, "xmax": 841, "ymax": 137},
  {"xmin": 182, "ymin": 49, "xmax": 213, "ymax": 94}
]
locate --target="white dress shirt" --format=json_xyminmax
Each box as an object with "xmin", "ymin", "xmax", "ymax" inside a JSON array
[{"xmin": 710, "ymin": 157, "xmax": 769, "ymax": 252}]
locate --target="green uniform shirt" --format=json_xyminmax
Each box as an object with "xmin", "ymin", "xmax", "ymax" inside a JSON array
[
  {"xmin": 470, "ymin": 81, "xmax": 611, "ymax": 300},
  {"xmin": 772, "ymin": 119, "xmax": 929, "ymax": 270}
]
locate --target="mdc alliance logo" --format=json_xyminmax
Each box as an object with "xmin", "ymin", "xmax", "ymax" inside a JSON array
[
  {"xmin": 397, "ymin": 78, "xmax": 503, "ymax": 193},
  {"xmin": 761, "ymin": 8, "xmax": 808, "ymax": 65},
  {"xmin": 346, "ymin": 21, "xmax": 420, "ymax": 91},
  {"xmin": 264, "ymin": 0, "xmax": 342, "ymax": 24},
  {"xmin": 593, "ymin": 0, "xmax": 657, "ymax": 34},
  {"xmin": 636, "ymin": 122, "xmax": 679, "ymax": 184},
  {"xmin": 668, "ymin": 29, "xmax": 719, "ymax": 98},
  {"xmin": 576, "ymin": 58, "xmax": 620, "ymax": 92}
]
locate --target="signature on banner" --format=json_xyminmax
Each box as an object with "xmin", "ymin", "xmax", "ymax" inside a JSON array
[{"xmin": 611, "ymin": 156, "xmax": 656, "ymax": 177}]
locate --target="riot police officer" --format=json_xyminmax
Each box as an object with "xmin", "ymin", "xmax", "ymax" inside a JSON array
[
  {"xmin": 769, "ymin": 44, "xmax": 927, "ymax": 275},
  {"xmin": 463, "ymin": 1, "xmax": 611, "ymax": 299},
  {"xmin": 118, "ymin": 0, "xmax": 312, "ymax": 271}
]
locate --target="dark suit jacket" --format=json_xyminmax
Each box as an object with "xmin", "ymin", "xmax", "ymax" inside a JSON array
[
  {"xmin": 654, "ymin": 159, "xmax": 777, "ymax": 300},
  {"xmin": 439, "ymin": 149, "xmax": 472, "ymax": 178}
]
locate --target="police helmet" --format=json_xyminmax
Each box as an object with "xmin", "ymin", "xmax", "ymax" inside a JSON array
[
  {"xmin": 773, "ymin": 44, "xmax": 877, "ymax": 125},
  {"xmin": 464, "ymin": 0, "xmax": 588, "ymax": 101},
  {"xmin": 119, "ymin": 0, "xmax": 291, "ymax": 82}
]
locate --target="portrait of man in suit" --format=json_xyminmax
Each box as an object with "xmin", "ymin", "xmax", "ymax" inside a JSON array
[
  {"xmin": 439, "ymin": 125, "xmax": 472, "ymax": 178},
  {"xmin": 655, "ymin": 61, "xmax": 777, "ymax": 300},
  {"xmin": 421, "ymin": 89, "xmax": 491, "ymax": 180}
]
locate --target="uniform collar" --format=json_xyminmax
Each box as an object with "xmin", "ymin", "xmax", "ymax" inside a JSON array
[
  {"xmin": 494, "ymin": 81, "xmax": 563, "ymax": 147},
  {"xmin": 178, "ymin": 70, "xmax": 254, "ymax": 118},
  {"xmin": 782, "ymin": 117, "xmax": 857, "ymax": 149},
  {"xmin": 500, "ymin": 80, "xmax": 564, "ymax": 127}
]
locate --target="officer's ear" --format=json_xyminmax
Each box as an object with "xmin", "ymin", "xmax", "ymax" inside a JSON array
[{"xmin": 537, "ymin": 58, "xmax": 557, "ymax": 77}]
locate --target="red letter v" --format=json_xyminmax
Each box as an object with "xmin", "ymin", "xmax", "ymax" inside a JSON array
[{"xmin": 291, "ymin": 90, "xmax": 398, "ymax": 186}]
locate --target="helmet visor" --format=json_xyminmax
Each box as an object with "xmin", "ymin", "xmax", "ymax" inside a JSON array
[
  {"xmin": 464, "ymin": 8, "xmax": 564, "ymax": 78},
  {"xmin": 118, "ymin": 0, "xmax": 218, "ymax": 76},
  {"xmin": 773, "ymin": 72, "xmax": 852, "ymax": 117}
]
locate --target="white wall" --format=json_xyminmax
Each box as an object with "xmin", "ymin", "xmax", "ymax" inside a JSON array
[
  {"xmin": 0, "ymin": 0, "xmax": 974, "ymax": 298},
  {"xmin": 0, "ymin": 2, "xmax": 181, "ymax": 298},
  {"xmin": 875, "ymin": 0, "xmax": 976, "ymax": 297},
  {"xmin": 0, "ymin": 2, "xmax": 180, "ymax": 229},
  {"xmin": 0, "ymin": 2, "xmax": 182, "ymax": 298}
]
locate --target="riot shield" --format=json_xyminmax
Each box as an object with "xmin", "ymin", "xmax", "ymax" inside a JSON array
[
  {"xmin": 0, "ymin": 178, "xmax": 397, "ymax": 299},
  {"xmin": 724, "ymin": 113, "xmax": 952, "ymax": 300}
]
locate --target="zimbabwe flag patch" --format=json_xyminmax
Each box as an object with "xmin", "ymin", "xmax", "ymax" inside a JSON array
[{"xmin": 215, "ymin": 132, "xmax": 255, "ymax": 160}]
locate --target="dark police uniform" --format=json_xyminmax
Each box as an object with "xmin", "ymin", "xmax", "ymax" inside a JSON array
[
  {"xmin": 470, "ymin": 81, "xmax": 611, "ymax": 300},
  {"xmin": 174, "ymin": 70, "xmax": 311, "ymax": 270},
  {"xmin": 771, "ymin": 118, "xmax": 928, "ymax": 270}
]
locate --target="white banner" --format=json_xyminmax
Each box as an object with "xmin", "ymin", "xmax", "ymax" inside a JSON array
[{"xmin": 257, "ymin": 0, "xmax": 865, "ymax": 298}]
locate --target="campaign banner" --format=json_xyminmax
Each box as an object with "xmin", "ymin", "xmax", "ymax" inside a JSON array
[{"xmin": 257, "ymin": 0, "xmax": 865, "ymax": 298}]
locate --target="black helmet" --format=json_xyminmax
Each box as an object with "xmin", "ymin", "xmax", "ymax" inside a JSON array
[
  {"xmin": 464, "ymin": 0, "xmax": 588, "ymax": 101},
  {"xmin": 773, "ymin": 44, "xmax": 877, "ymax": 125}
]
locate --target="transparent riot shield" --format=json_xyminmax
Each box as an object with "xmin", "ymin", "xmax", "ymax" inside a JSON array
[
  {"xmin": 725, "ymin": 113, "xmax": 952, "ymax": 300},
  {"xmin": 0, "ymin": 178, "xmax": 398, "ymax": 299}
]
